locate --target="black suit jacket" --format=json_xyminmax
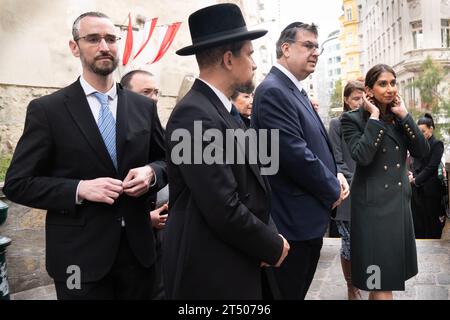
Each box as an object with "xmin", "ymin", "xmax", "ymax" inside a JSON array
[
  {"xmin": 328, "ymin": 116, "xmax": 356, "ymax": 221},
  {"xmin": 4, "ymin": 79, "xmax": 167, "ymax": 282},
  {"xmin": 163, "ymin": 79, "xmax": 283, "ymax": 299},
  {"xmin": 412, "ymin": 135, "xmax": 444, "ymax": 196}
]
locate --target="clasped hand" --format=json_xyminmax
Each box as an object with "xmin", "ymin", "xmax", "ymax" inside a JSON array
[{"xmin": 78, "ymin": 165, "xmax": 154, "ymax": 204}]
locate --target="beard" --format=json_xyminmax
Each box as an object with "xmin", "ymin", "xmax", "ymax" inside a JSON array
[
  {"xmin": 234, "ymin": 78, "xmax": 255, "ymax": 93},
  {"xmin": 80, "ymin": 51, "xmax": 119, "ymax": 76},
  {"xmin": 89, "ymin": 55, "xmax": 119, "ymax": 76}
]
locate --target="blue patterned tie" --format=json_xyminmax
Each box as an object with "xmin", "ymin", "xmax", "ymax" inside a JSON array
[{"xmin": 92, "ymin": 92, "xmax": 118, "ymax": 170}]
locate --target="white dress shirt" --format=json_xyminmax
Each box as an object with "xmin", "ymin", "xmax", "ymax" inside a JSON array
[{"xmin": 274, "ymin": 62, "xmax": 305, "ymax": 94}]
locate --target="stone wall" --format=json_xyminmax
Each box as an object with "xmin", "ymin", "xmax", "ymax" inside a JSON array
[
  {"xmin": 0, "ymin": 83, "xmax": 175, "ymax": 153},
  {"xmin": 0, "ymin": 186, "xmax": 51, "ymax": 293},
  {"xmin": 0, "ymin": 84, "xmax": 59, "ymax": 154}
]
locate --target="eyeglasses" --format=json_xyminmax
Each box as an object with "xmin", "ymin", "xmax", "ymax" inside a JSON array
[
  {"xmin": 288, "ymin": 40, "xmax": 324, "ymax": 55},
  {"xmin": 75, "ymin": 34, "xmax": 121, "ymax": 46},
  {"xmin": 143, "ymin": 88, "xmax": 160, "ymax": 98}
]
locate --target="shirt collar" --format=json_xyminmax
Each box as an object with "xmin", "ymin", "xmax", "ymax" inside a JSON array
[
  {"xmin": 274, "ymin": 62, "xmax": 304, "ymax": 93},
  {"xmin": 198, "ymin": 78, "xmax": 232, "ymax": 113},
  {"xmin": 79, "ymin": 75, "xmax": 117, "ymax": 100}
]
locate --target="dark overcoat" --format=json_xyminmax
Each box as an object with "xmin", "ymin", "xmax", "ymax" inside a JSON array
[
  {"xmin": 341, "ymin": 108, "xmax": 429, "ymax": 291},
  {"xmin": 411, "ymin": 135, "xmax": 445, "ymax": 238},
  {"xmin": 163, "ymin": 80, "xmax": 283, "ymax": 299}
]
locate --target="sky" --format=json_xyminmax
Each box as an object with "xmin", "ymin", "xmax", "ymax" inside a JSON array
[{"xmin": 278, "ymin": 0, "xmax": 344, "ymax": 44}]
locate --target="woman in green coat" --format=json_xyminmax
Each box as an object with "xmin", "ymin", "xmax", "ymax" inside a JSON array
[{"xmin": 341, "ymin": 64, "xmax": 429, "ymax": 300}]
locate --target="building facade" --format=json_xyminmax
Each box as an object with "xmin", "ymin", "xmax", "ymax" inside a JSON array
[
  {"xmin": 340, "ymin": 0, "xmax": 363, "ymax": 82},
  {"xmin": 358, "ymin": 0, "xmax": 450, "ymax": 108},
  {"xmin": 316, "ymin": 30, "xmax": 342, "ymax": 123}
]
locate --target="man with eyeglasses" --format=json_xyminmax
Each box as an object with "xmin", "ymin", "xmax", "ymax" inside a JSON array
[
  {"xmin": 3, "ymin": 11, "xmax": 167, "ymax": 299},
  {"xmin": 252, "ymin": 22, "xmax": 349, "ymax": 300},
  {"xmin": 121, "ymin": 70, "xmax": 161, "ymax": 103}
]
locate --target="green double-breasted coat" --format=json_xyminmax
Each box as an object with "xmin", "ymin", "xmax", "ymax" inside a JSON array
[{"xmin": 341, "ymin": 108, "xmax": 429, "ymax": 291}]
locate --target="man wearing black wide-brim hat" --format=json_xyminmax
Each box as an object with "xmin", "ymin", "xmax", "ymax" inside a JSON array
[{"xmin": 163, "ymin": 3, "xmax": 289, "ymax": 299}]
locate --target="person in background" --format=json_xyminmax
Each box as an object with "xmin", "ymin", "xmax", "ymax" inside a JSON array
[
  {"xmin": 328, "ymin": 80, "xmax": 364, "ymax": 300},
  {"xmin": 410, "ymin": 113, "xmax": 446, "ymax": 239},
  {"xmin": 310, "ymin": 97, "xmax": 320, "ymax": 113},
  {"xmin": 121, "ymin": 70, "xmax": 160, "ymax": 103},
  {"xmin": 231, "ymin": 85, "xmax": 254, "ymax": 127},
  {"xmin": 341, "ymin": 64, "xmax": 429, "ymax": 300}
]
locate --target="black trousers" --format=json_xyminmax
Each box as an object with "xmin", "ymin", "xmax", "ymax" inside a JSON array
[
  {"xmin": 54, "ymin": 228, "xmax": 156, "ymax": 300},
  {"xmin": 151, "ymin": 229, "xmax": 166, "ymax": 300},
  {"xmin": 271, "ymin": 237, "xmax": 323, "ymax": 300}
]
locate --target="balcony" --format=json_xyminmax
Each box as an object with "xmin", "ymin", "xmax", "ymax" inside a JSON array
[{"xmin": 402, "ymin": 48, "xmax": 450, "ymax": 72}]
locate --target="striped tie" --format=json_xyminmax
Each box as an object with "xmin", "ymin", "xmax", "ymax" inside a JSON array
[{"xmin": 92, "ymin": 92, "xmax": 118, "ymax": 170}]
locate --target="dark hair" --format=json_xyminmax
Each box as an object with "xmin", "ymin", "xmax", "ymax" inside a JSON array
[
  {"xmin": 195, "ymin": 41, "xmax": 246, "ymax": 69},
  {"xmin": 121, "ymin": 70, "xmax": 154, "ymax": 89},
  {"xmin": 343, "ymin": 81, "xmax": 365, "ymax": 111},
  {"xmin": 276, "ymin": 22, "xmax": 318, "ymax": 59},
  {"xmin": 72, "ymin": 12, "xmax": 111, "ymax": 40},
  {"xmin": 230, "ymin": 84, "xmax": 255, "ymax": 101},
  {"xmin": 417, "ymin": 113, "xmax": 435, "ymax": 129},
  {"xmin": 364, "ymin": 64, "xmax": 397, "ymax": 122}
]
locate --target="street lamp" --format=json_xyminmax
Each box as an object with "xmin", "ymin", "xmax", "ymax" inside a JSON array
[{"xmin": 0, "ymin": 200, "xmax": 11, "ymax": 300}]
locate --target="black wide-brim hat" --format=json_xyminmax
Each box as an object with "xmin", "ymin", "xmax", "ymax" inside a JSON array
[{"xmin": 176, "ymin": 3, "xmax": 267, "ymax": 56}]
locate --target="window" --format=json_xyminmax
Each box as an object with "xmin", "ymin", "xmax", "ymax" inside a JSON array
[
  {"xmin": 328, "ymin": 58, "xmax": 333, "ymax": 64},
  {"xmin": 411, "ymin": 21, "xmax": 423, "ymax": 49},
  {"xmin": 346, "ymin": 8, "xmax": 353, "ymax": 21},
  {"xmin": 335, "ymin": 56, "xmax": 342, "ymax": 63},
  {"xmin": 349, "ymin": 58, "xmax": 354, "ymax": 69},
  {"xmin": 328, "ymin": 70, "xmax": 333, "ymax": 77},
  {"xmin": 386, "ymin": 7, "xmax": 389, "ymax": 25},
  {"xmin": 406, "ymin": 78, "xmax": 416, "ymax": 108},
  {"xmin": 347, "ymin": 33, "xmax": 353, "ymax": 45},
  {"xmin": 441, "ymin": 19, "xmax": 450, "ymax": 48},
  {"xmin": 336, "ymin": 68, "xmax": 341, "ymax": 75}
]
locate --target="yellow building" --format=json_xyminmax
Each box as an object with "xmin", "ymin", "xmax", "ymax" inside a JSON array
[{"xmin": 339, "ymin": 0, "xmax": 362, "ymax": 82}]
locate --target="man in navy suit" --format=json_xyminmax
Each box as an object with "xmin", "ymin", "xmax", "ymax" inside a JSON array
[{"xmin": 252, "ymin": 22, "xmax": 349, "ymax": 300}]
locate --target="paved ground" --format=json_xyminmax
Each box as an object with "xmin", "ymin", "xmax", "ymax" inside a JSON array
[
  {"xmin": 10, "ymin": 221, "xmax": 450, "ymax": 300},
  {"xmin": 305, "ymin": 238, "xmax": 450, "ymax": 300}
]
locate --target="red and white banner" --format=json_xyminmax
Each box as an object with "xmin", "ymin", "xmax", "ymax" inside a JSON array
[{"xmin": 119, "ymin": 14, "xmax": 181, "ymax": 67}]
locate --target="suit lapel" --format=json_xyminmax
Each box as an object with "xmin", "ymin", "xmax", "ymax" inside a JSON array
[
  {"xmin": 270, "ymin": 67, "xmax": 335, "ymax": 156},
  {"xmin": 386, "ymin": 122, "xmax": 403, "ymax": 147},
  {"xmin": 115, "ymin": 86, "xmax": 129, "ymax": 175},
  {"xmin": 64, "ymin": 80, "xmax": 117, "ymax": 173},
  {"xmin": 193, "ymin": 80, "xmax": 268, "ymax": 193}
]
